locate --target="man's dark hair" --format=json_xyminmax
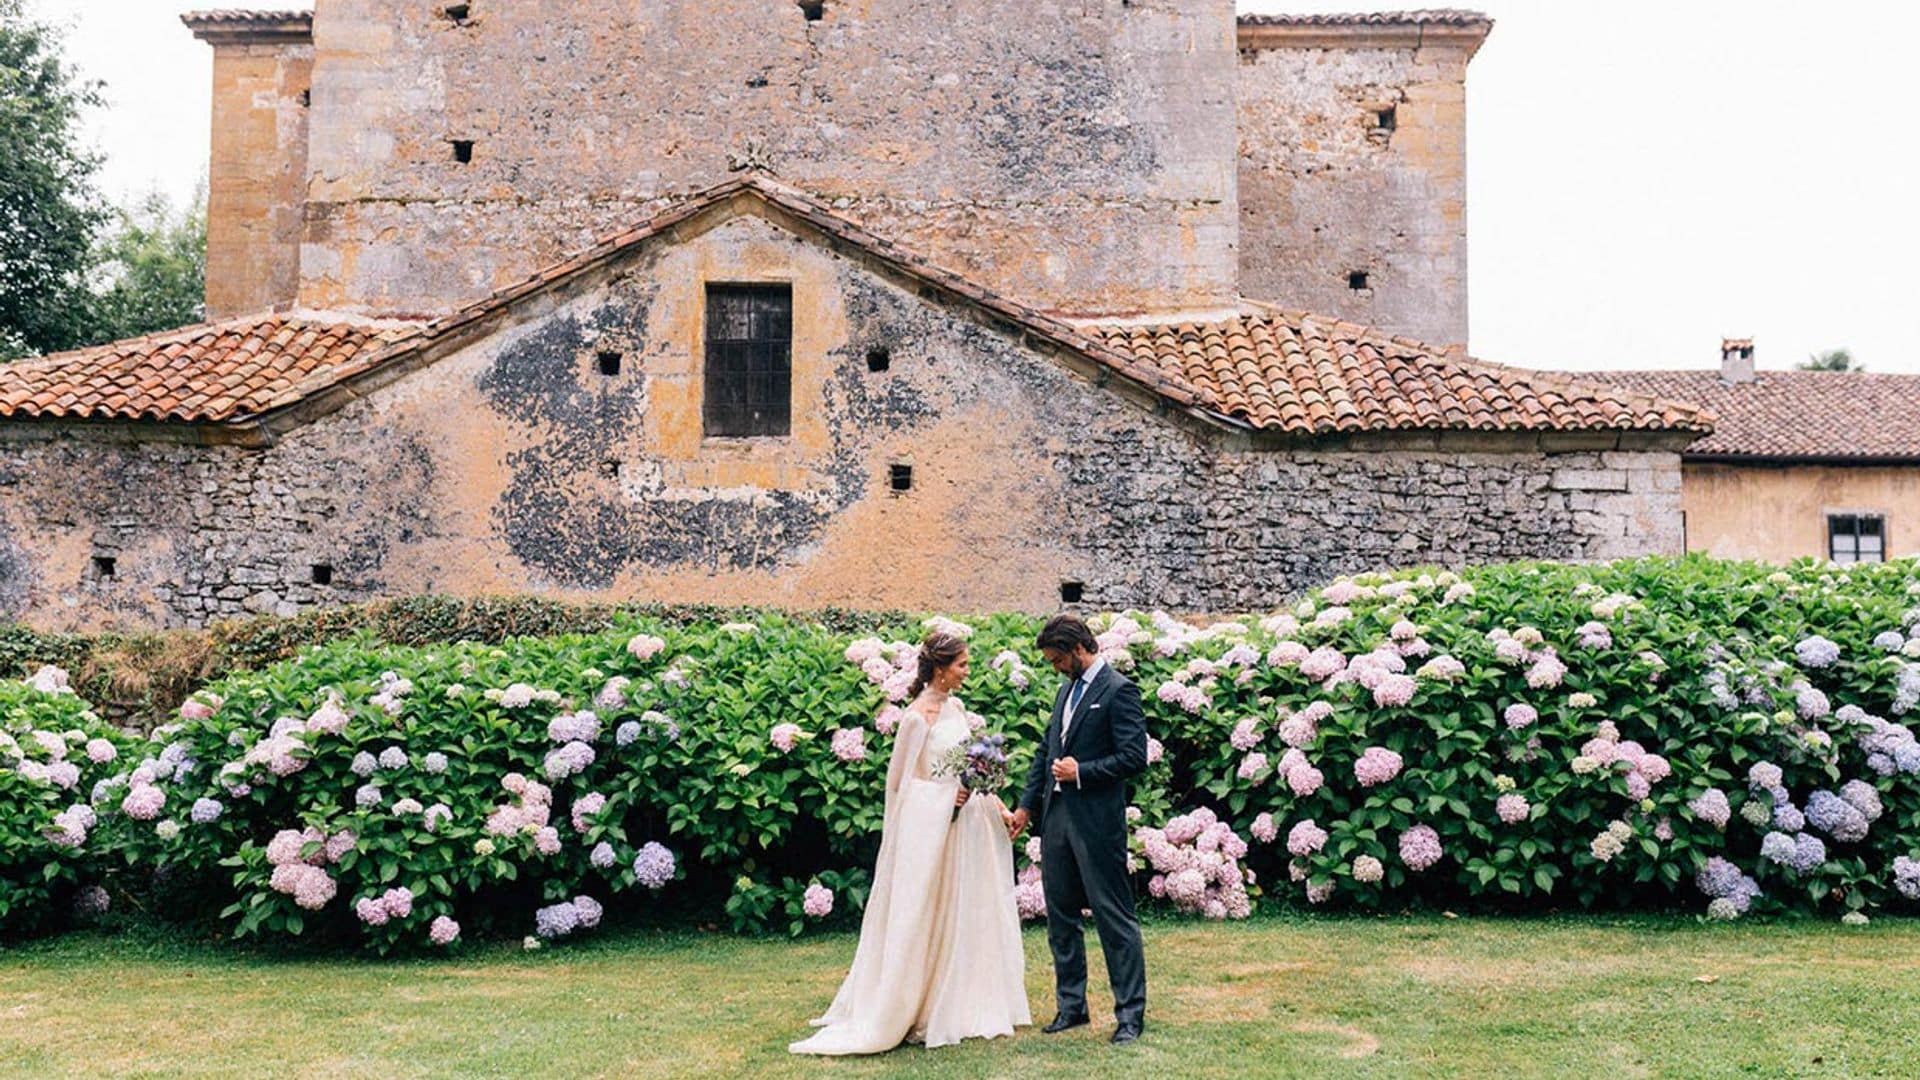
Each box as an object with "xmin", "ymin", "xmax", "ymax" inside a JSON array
[{"xmin": 1036, "ymin": 613, "xmax": 1098, "ymax": 654}]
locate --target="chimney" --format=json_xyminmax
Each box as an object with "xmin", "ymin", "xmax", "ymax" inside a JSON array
[{"xmin": 1720, "ymin": 337, "xmax": 1756, "ymax": 383}]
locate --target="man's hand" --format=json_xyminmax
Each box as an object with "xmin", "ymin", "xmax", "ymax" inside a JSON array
[
  {"xmin": 1006, "ymin": 807, "xmax": 1029, "ymax": 841},
  {"xmin": 1051, "ymin": 756, "xmax": 1079, "ymax": 783}
]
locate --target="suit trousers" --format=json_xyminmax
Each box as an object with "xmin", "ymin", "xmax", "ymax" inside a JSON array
[{"xmin": 1040, "ymin": 805, "xmax": 1147, "ymax": 1026}]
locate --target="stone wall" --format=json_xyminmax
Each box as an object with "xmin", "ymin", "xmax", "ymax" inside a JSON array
[
  {"xmin": 1236, "ymin": 22, "xmax": 1484, "ymax": 348},
  {"xmin": 0, "ymin": 209, "xmax": 1679, "ymax": 631},
  {"xmin": 297, "ymin": 0, "xmax": 1239, "ymax": 319},
  {"xmin": 199, "ymin": 34, "xmax": 313, "ymax": 319}
]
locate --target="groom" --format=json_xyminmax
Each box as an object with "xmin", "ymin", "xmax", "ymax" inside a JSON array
[{"xmin": 1007, "ymin": 614, "xmax": 1148, "ymax": 1045}]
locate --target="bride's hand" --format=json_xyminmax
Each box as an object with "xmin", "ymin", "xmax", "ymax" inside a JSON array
[{"xmin": 953, "ymin": 787, "xmax": 972, "ymax": 808}]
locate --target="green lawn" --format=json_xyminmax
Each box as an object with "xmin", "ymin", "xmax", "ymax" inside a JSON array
[{"xmin": 3, "ymin": 914, "xmax": 1917, "ymax": 1078}]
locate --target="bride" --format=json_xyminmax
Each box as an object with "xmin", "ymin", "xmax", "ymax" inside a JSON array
[{"xmin": 789, "ymin": 630, "xmax": 1032, "ymax": 1055}]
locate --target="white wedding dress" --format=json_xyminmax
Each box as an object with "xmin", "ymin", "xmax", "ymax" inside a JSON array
[{"xmin": 789, "ymin": 695, "xmax": 1031, "ymax": 1055}]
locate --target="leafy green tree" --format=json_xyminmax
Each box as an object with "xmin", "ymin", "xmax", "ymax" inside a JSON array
[
  {"xmin": 1799, "ymin": 348, "xmax": 1858, "ymax": 372},
  {"xmin": 0, "ymin": 0, "xmax": 105, "ymax": 359},
  {"xmin": 86, "ymin": 187, "xmax": 207, "ymax": 344}
]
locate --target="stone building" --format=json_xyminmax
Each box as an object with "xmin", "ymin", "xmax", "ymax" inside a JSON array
[
  {"xmin": 0, "ymin": 5, "xmax": 1710, "ymax": 630},
  {"xmin": 1575, "ymin": 341, "xmax": 1920, "ymax": 564}
]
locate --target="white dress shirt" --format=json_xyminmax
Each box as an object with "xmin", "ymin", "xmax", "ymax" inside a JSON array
[{"xmin": 1054, "ymin": 656, "xmax": 1107, "ymax": 792}]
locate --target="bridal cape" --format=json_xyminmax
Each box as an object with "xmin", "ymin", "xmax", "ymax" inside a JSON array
[{"xmin": 789, "ymin": 696, "xmax": 1031, "ymax": 1055}]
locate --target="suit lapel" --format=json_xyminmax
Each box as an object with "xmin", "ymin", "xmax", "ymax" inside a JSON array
[{"xmin": 1060, "ymin": 665, "xmax": 1111, "ymax": 755}]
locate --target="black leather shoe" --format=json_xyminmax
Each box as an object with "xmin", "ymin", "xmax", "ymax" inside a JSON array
[
  {"xmin": 1042, "ymin": 1013, "xmax": 1090, "ymax": 1034},
  {"xmin": 1110, "ymin": 1022, "xmax": 1142, "ymax": 1045}
]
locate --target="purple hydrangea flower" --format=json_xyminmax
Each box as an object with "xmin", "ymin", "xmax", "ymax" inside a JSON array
[
  {"xmin": 1795, "ymin": 636, "xmax": 1841, "ymax": 668},
  {"xmin": 190, "ymin": 797, "xmax": 224, "ymax": 824},
  {"xmin": 632, "ymin": 841, "xmax": 676, "ymax": 889},
  {"xmin": 1806, "ymin": 790, "xmax": 1870, "ymax": 842}
]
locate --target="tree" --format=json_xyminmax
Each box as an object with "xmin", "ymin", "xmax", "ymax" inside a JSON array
[
  {"xmin": 0, "ymin": 0, "xmax": 105, "ymax": 359},
  {"xmin": 1799, "ymin": 348, "xmax": 1859, "ymax": 372},
  {"xmin": 86, "ymin": 187, "xmax": 206, "ymax": 345}
]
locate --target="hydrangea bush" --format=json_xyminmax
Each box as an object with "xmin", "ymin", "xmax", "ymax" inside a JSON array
[
  {"xmin": 0, "ymin": 669, "xmax": 140, "ymax": 932},
  {"xmin": 16, "ymin": 555, "xmax": 1920, "ymax": 946}
]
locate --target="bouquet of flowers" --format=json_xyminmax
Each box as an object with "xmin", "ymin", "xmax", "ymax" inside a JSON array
[{"xmin": 935, "ymin": 733, "xmax": 1011, "ymax": 822}]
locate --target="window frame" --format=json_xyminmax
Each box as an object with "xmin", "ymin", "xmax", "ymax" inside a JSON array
[
  {"xmin": 701, "ymin": 283, "xmax": 794, "ymax": 440},
  {"xmin": 1827, "ymin": 512, "xmax": 1888, "ymax": 564}
]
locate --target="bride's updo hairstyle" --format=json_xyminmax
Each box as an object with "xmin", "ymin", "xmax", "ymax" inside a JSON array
[{"xmin": 908, "ymin": 631, "xmax": 968, "ymax": 699}]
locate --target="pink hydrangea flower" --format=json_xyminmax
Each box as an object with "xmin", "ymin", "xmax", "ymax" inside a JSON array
[
  {"xmin": 1354, "ymin": 746, "xmax": 1403, "ymax": 787},
  {"xmin": 626, "ymin": 633, "xmax": 666, "ymax": 661},
  {"xmin": 1250, "ymin": 813, "xmax": 1278, "ymax": 844},
  {"xmin": 873, "ymin": 706, "xmax": 902, "ymax": 735},
  {"xmin": 1399, "ymin": 824, "xmax": 1444, "ymax": 871},
  {"xmin": 1352, "ymin": 855, "xmax": 1385, "ymax": 883},
  {"xmin": 429, "ymin": 916, "xmax": 461, "ymax": 946},
  {"xmin": 1496, "ymin": 793, "xmax": 1530, "ymax": 824},
  {"xmin": 179, "ymin": 698, "xmax": 216, "ymax": 722},
  {"xmin": 1503, "ymin": 703, "xmax": 1538, "ymax": 730},
  {"xmin": 770, "ymin": 723, "xmax": 802, "ymax": 753},
  {"xmin": 1527, "ymin": 651, "xmax": 1568, "ymax": 689},
  {"xmin": 1267, "ymin": 641, "xmax": 1311, "ymax": 667},
  {"xmin": 121, "ymin": 784, "xmax": 165, "ymax": 821},
  {"xmin": 1230, "ymin": 718, "xmax": 1262, "ymax": 752},
  {"xmin": 1237, "ymin": 752, "xmax": 1269, "ymax": 783},
  {"xmin": 1372, "ymin": 673, "xmax": 1417, "ymax": 708},
  {"xmin": 1300, "ymin": 647, "xmax": 1348, "ymax": 682},
  {"xmin": 1287, "ymin": 819, "xmax": 1328, "ymax": 857},
  {"xmin": 1287, "ymin": 764, "xmax": 1325, "ymax": 797},
  {"xmin": 1276, "ymin": 714, "xmax": 1317, "ymax": 748},
  {"xmin": 831, "ymin": 728, "xmax": 867, "ymax": 763},
  {"xmin": 803, "ymin": 883, "xmax": 834, "ymax": 918},
  {"xmin": 1145, "ymin": 737, "xmax": 1164, "ymax": 765}
]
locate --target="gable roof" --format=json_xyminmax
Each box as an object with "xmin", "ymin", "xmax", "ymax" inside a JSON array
[
  {"xmin": 0, "ymin": 175, "xmax": 1709, "ymax": 445},
  {"xmin": 1563, "ymin": 368, "xmax": 1920, "ymax": 462}
]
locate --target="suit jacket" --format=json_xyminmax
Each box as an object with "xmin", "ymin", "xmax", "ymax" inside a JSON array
[{"xmin": 1017, "ymin": 662, "xmax": 1148, "ymax": 839}]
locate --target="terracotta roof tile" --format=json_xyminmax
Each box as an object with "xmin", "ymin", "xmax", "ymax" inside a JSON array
[
  {"xmin": 0, "ymin": 316, "xmax": 415, "ymax": 424},
  {"xmin": 1089, "ymin": 310, "xmax": 1711, "ymax": 437},
  {"xmin": 1238, "ymin": 9, "xmax": 1491, "ymax": 27},
  {"xmin": 1563, "ymin": 369, "xmax": 1920, "ymax": 459}
]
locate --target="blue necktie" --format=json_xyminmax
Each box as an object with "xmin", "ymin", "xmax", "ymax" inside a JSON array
[{"xmin": 1056, "ymin": 679, "xmax": 1085, "ymax": 792}]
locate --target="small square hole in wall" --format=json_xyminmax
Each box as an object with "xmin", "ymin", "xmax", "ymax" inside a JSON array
[
  {"xmin": 597, "ymin": 350, "xmax": 622, "ymax": 376},
  {"xmin": 298, "ymin": 89, "xmax": 310, "ymax": 108},
  {"xmin": 450, "ymin": 140, "xmax": 474, "ymax": 164},
  {"xmin": 1375, "ymin": 105, "xmax": 1397, "ymax": 133},
  {"xmin": 798, "ymin": 0, "xmax": 825, "ymax": 21},
  {"xmin": 601, "ymin": 459, "xmax": 622, "ymax": 479},
  {"xmin": 866, "ymin": 347, "xmax": 891, "ymax": 372},
  {"xmin": 91, "ymin": 555, "xmax": 116, "ymax": 579},
  {"xmin": 311, "ymin": 564, "xmax": 334, "ymax": 586},
  {"xmin": 889, "ymin": 464, "xmax": 913, "ymax": 492},
  {"xmin": 443, "ymin": 3, "xmax": 471, "ymax": 22},
  {"xmin": 1348, "ymin": 270, "xmax": 1370, "ymax": 291},
  {"xmin": 1060, "ymin": 580, "xmax": 1085, "ymax": 605}
]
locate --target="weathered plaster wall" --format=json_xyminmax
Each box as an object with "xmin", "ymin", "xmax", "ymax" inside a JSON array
[
  {"xmin": 1237, "ymin": 37, "xmax": 1474, "ymax": 348},
  {"xmin": 297, "ymin": 0, "xmax": 1239, "ymax": 319},
  {"xmin": 205, "ymin": 39, "xmax": 313, "ymax": 318},
  {"xmin": 1680, "ymin": 462, "xmax": 1920, "ymax": 563},
  {"xmin": 0, "ymin": 212, "xmax": 1679, "ymax": 631}
]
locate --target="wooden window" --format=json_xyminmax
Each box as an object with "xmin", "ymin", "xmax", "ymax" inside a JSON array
[
  {"xmin": 704, "ymin": 284, "xmax": 792, "ymax": 437},
  {"xmin": 1828, "ymin": 513, "xmax": 1886, "ymax": 563}
]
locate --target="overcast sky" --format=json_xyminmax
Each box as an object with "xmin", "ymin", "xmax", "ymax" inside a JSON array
[{"xmin": 27, "ymin": 0, "xmax": 1918, "ymax": 374}]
